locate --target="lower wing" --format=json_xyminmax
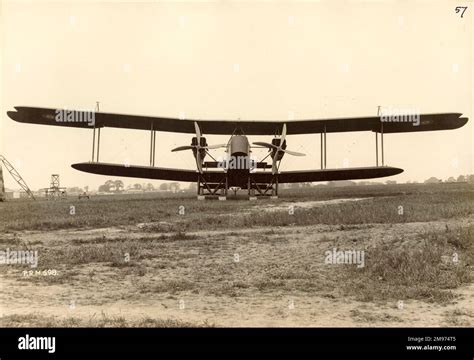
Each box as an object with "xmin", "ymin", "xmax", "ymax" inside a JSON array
[{"xmin": 72, "ymin": 162, "xmax": 403, "ymax": 183}]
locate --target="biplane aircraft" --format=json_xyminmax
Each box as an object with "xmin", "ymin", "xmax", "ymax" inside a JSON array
[{"xmin": 7, "ymin": 107, "xmax": 468, "ymax": 199}]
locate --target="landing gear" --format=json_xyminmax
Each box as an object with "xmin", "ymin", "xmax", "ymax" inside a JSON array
[
  {"xmin": 195, "ymin": 174, "xmax": 279, "ymax": 200},
  {"xmin": 196, "ymin": 174, "xmax": 228, "ymax": 200},
  {"xmin": 247, "ymin": 175, "xmax": 278, "ymax": 199}
]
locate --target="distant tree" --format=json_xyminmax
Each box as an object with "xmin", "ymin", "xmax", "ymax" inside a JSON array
[
  {"xmin": 424, "ymin": 177, "xmax": 440, "ymax": 184},
  {"xmin": 133, "ymin": 183, "xmax": 142, "ymax": 190},
  {"xmin": 99, "ymin": 180, "xmax": 115, "ymax": 192},
  {"xmin": 146, "ymin": 183, "xmax": 154, "ymax": 191},
  {"xmin": 467, "ymin": 175, "xmax": 474, "ymax": 184},
  {"xmin": 386, "ymin": 180, "xmax": 397, "ymax": 185},
  {"xmin": 457, "ymin": 175, "xmax": 466, "ymax": 183},
  {"xmin": 188, "ymin": 183, "xmax": 197, "ymax": 192},
  {"xmin": 169, "ymin": 182, "xmax": 181, "ymax": 193},
  {"xmin": 447, "ymin": 177, "xmax": 456, "ymax": 183},
  {"xmin": 98, "ymin": 184, "xmax": 109, "ymax": 192},
  {"xmin": 114, "ymin": 180, "xmax": 124, "ymax": 192},
  {"xmin": 159, "ymin": 183, "xmax": 169, "ymax": 191}
]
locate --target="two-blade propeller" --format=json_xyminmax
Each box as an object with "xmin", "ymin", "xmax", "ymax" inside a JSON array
[
  {"xmin": 171, "ymin": 122, "xmax": 225, "ymax": 173},
  {"xmin": 252, "ymin": 123, "xmax": 305, "ymax": 174}
]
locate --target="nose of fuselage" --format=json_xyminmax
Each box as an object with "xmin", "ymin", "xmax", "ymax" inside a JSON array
[{"xmin": 229, "ymin": 135, "xmax": 249, "ymax": 156}]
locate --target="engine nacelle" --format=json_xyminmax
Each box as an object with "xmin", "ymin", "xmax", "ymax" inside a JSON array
[
  {"xmin": 191, "ymin": 137, "xmax": 207, "ymax": 160},
  {"xmin": 271, "ymin": 138, "xmax": 287, "ymax": 161}
]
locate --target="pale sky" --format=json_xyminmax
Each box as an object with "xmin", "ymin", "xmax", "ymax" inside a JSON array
[{"xmin": 1, "ymin": 0, "xmax": 472, "ymax": 190}]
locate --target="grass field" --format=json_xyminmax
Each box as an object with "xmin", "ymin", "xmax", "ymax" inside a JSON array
[{"xmin": 0, "ymin": 182, "xmax": 473, "ymax": 327}]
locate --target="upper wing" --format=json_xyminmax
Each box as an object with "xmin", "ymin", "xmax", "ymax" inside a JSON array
[{"xmin": 8, "ymin": 106, "xmax": 468, "ymax": 135}]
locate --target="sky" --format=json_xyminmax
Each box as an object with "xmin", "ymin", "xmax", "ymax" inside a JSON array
[{"xmin": 1, "ymin": 0, "xmax": 472, "ymax": 191}]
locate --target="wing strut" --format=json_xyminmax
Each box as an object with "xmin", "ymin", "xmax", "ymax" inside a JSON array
[
  {"xmin": 320, "ymin": 125, "xmax": 327, "ymax": 169},
  {"xmin": 381, "ymin": 121, "xmax": 384, "ymax": 166},
  {"xmin": 91, "ymin": 103, "xmax": 102, "ymax": 163},
  {"xmin": 91, "ymin": 127, "xmax": 96, "ymax": 161},
  {"xmin": 91, "ymin": 126, "xmax": 102, "ymax": 162},
  {"xmin": 376, "ymin": 106, "xmax": 380, "ymax": 166},
  {"xmin": 97, "ymin": 128, "xmax": 101, "ymax": 161},
  {"xmin": 375, "ymin": 121, "xmax": 385, "ymax": 166},
  {"xmin": 150, "ymin": 123, "xmax": 156, "ymax": 167},
  {"xmin": 376, "ymin": 106, "xmax": 385, "ymax": 167}
]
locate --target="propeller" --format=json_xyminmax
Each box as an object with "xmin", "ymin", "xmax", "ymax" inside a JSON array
[
  {"xmin": 171, "ymin": 122, "xmax": 226, "ymax": 173},
  {"xmin": 252, "ymin": 143, "xmax": 306, "ymax": 157},
  {"xmin": 252, "ymin": 123, "xmax": 305, "ymax": 174},
  {"xmin": 171, "ymin": 143, "xmax": 226, "ymax": 153}
]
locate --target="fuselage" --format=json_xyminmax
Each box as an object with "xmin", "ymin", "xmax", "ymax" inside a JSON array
[{"xmin": 225, "ymin": 135, "xmax": 253, "ymax": 187}]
